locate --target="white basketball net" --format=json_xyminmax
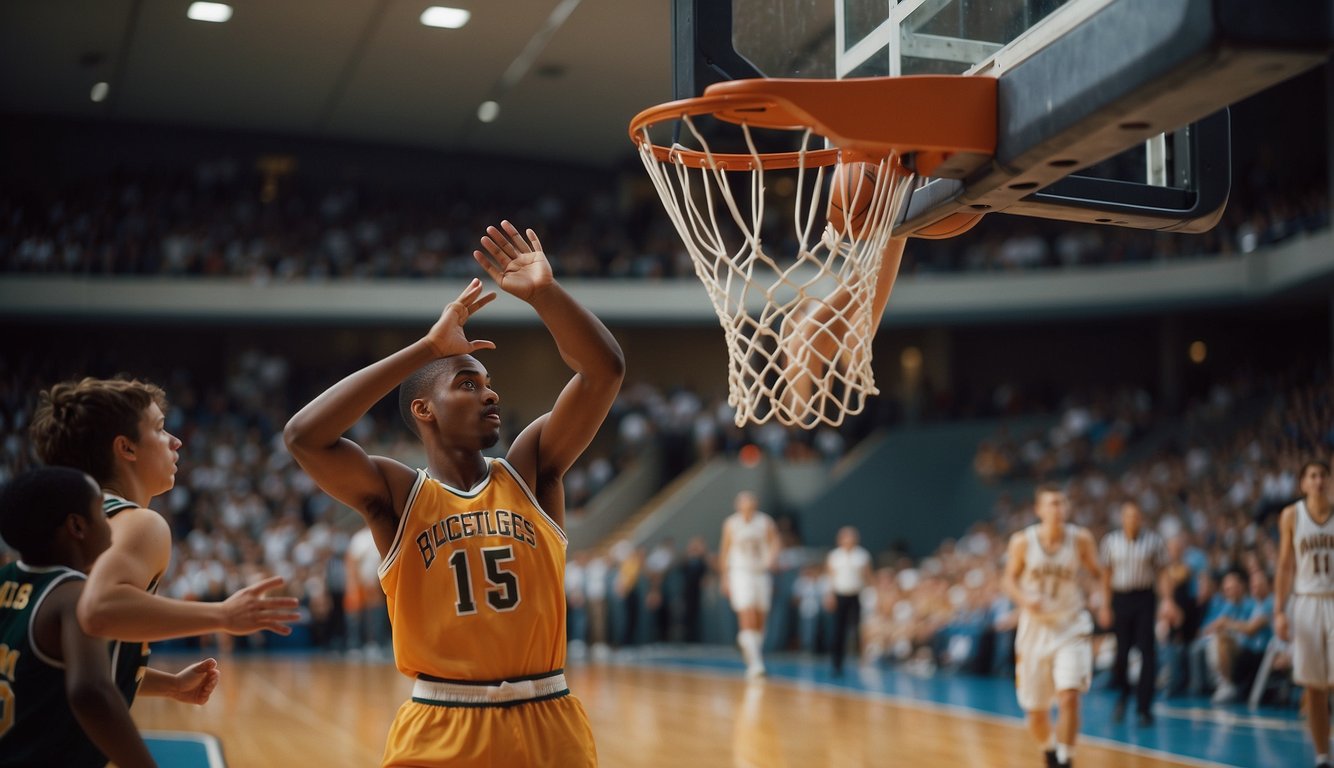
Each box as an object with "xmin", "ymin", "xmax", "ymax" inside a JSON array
[{"xmin": 636, "ymin": 116, "xmax": 916, "ymax": 428}]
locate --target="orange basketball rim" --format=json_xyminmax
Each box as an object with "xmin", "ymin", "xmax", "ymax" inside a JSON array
[{"xmin": 629, "ymin": 75, "xmax": 996, "ymax": 178}]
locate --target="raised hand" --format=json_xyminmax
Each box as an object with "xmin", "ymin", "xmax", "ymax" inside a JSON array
[
  {"xmin": 474, "ymin": 221, "xmax": 554, "ymax": 302},
  {"xmin": 166, "ymin": 658, "xmax": 220, "ymax": 705},
  {"xmin": 424, "ymin": 278, "xmax": 498, "ymax": 358},
  {"xmin": 220, "ymin": 575, "xmax": 303, "ymax": 636}
]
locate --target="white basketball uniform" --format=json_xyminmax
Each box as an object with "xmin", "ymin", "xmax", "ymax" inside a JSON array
[
  {"xmin": 725, "ymin": 512, "xmax": 775, "ymax": 612},
  {"xmin": 1291, "ymin": 499, "xmax": 1334, "ymax": 687},
  {"xmin": 1014, "ymin": 524, "xmax": 1094, "ymax": 711}
]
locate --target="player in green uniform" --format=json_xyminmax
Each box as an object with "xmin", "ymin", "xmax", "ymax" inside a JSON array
[{"xmin": 0, "ymin": 467, "xmax": 220, "ymax": 768}]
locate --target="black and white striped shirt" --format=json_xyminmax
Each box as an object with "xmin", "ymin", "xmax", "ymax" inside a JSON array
[{"xmin": 1100, "ymin": 529, "xmax": 1166, "ymax": 592}]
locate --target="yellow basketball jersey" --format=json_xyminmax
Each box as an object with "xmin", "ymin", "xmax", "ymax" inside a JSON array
[{"xmin": 378, "ymin": 458, "xmax": 567, "ymax": 682}]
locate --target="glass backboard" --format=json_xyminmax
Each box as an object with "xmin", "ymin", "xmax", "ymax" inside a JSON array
[{"xmin": 673, "ymin": 0, "xmax": 1329, "ymax": 234}]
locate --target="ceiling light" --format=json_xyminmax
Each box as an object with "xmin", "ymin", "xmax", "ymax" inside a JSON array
[
  {"xmin": 421, "ymin": 6, "xmax": 470, "ymax": 29},
  {"xmin": 187, "ymin": 2, "xmax": 233, "ymax": 23},
  {"xmin": 477, "ymin": 101, "xmax": 499, "ymax": 123},
  {"xmin": 90, "ymin": 82, "xmax": 109, "ymax": 102}
]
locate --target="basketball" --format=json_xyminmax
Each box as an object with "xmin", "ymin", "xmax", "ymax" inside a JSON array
[{"xmin": 827, "ymin": 161, "xmax": 879, "ymax": 237}]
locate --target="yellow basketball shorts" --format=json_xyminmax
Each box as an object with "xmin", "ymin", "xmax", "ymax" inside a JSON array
[{"xmin": 381, "ymin": 684, "xmax": 596, "ymax": 767}]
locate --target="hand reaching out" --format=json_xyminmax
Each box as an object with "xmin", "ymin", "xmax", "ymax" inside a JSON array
[
  {"xmin": 474, "ymin": 221, "xmax": 554, "ymax": 302},
  {"xmin": 221, "ymin": 576, "xmax": 302, "ymax": 636}
]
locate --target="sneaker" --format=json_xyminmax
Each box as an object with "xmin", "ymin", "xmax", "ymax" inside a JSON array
[
  {"xmin": 1044, "ymin": 749, "xmax": 1058, "ymax": 768},
  {"xmin": 746, "ymin": 663, "xmax": 766, "ymax": 680},
  {"xmin": 1137, "ymin": 711, "xmax": 1154, "ymax": 727},
  {"xmin": 1210, "ymin": 681, "xmax": 1238, "ymax": 704},
  {"xmin": 1112, "ymin": 698, "xmax": 1126, "ymax": 723}
]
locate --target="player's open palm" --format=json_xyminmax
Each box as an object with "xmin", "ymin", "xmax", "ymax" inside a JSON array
[
  {"xmin": 425, "ymin": 278, "xmax": 498, "ymax": 357},
  {"xmin": 474, "ymin": 221, "xmax": 554, "ymax": 302},
  {"xmin": 221, "ymin": 575, "xmax": 302, "ymax": 636}
]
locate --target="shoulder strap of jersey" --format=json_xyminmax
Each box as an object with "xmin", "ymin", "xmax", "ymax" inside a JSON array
[
  {"xmin": 103, "ymin": 494, "xmax": 138, "ymax": 518},
  {"xmin": 377, "ymin": 469, "xmax": 428, "ymax": 580},
  {"xmin": 23, "ymin": 567, "xmax": 86, "ymax": 669},
  {"xmin": 493, "ymin": 458, "xmax": 566, "ymax": 547}
]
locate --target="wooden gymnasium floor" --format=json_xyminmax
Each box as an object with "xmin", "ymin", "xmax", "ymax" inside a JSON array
[{"xmin": 127, "ymin": 650, "xmax": 1299, "ymax": 768}]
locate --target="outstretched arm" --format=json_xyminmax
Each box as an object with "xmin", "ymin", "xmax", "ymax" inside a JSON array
[
  {"xmin": 79, "ymin": 510, "xmax": 299, "ymax": 641},
  {"xmin": 475, "ymin": 223, "xmax": 624, "ymax": 511},
  {"xmin": 284, "ymin": 279, "xmax": 497, "ymax": 552}
]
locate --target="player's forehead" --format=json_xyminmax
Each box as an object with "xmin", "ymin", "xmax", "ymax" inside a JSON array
[
  {"xmin": 441, "ymin": 355, "xmax": 490, "ymax": 381},
  {"xmin": 140, "ymin": 400, "xmax": 165, "ymax": 423}
]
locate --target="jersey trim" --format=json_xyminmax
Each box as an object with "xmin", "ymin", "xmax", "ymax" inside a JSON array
[
  {"xmin": 426, "ymin": 463, "xmax": 496, "ymax": 498},
  {"xmin": 23, "ymin": 568, "xmax": 85, "ymax": 669},
  {"xmin": 494, "ymin": 458, "xmax": 567, "ymax": 547},
  {"xmin": 1300, "ymin": 499, "xmax": 1334, "ymax": 528},
  {"xmin": 418, "ymin": 667, "xmax": 566, "ymax": 685},
  {"xmin": 103, "ymin": 492, "xmax": 139, "ymax": 518},
  {"xmin": 15, "ymin": 562, "xmax": 76, "ymax": 574},
  {"xmin": 411, "ymin": 671, "xmax": 570, "ymax": 708},
  {"xmin": 413, "ymin": 688, "xmax": 570, "ymax": 709},
  {"xmin": 377, "ymin": 469, "xmax": 428, "ymax": 579}
]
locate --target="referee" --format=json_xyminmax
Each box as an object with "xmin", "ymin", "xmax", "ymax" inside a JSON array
[
  {"xmin": 825, "ymin": 526, "xmax": 873, "ymax": 677},
  {"xmin": 1099, "ymin": 500, "xmax": 1173, "ymax": 726}
]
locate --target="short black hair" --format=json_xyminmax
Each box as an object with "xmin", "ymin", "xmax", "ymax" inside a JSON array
[
  {"xmin": 0, "ymin": 467, "xmax": 99, "ymax": 560},
  {"xmin": 398, "ymin": 358, "xmax": 460, "ymax": 435}
]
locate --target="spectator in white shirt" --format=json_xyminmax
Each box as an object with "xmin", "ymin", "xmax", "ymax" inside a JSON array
[{"xmin": 826, "ymin": 526, "xmax": 873, "ymax": 676}]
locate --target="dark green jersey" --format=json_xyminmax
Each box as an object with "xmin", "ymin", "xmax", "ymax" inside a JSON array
[
  {"xmin": 103, "ymin": 494, "xmax": 156, "ymax": 706},
  {"xmin": 0, "ymin": 561, "xmax": 111, "ymax": 768}
]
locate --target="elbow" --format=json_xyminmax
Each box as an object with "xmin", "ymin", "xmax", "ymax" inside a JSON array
[
  {"xmin": 597, "ymin": 336, "xmax": 626, "ymax": 383},
  {"xmin": 282, "ymin": 414, "xmax": 312, "ymax": 454},
  {"xmin": 606, "ymin": 345, "xmax": 627, "ymax": 384}
]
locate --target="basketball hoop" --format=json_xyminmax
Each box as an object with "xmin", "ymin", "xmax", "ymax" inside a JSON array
[{"xmin": 630, "ymin": 76, "xmax": 995, "ymax": 428}]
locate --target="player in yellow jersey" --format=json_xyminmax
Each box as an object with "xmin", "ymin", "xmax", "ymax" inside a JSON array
[{"xmin": 285, "ymin": 221, "xmax": 624, "ymax": 768}]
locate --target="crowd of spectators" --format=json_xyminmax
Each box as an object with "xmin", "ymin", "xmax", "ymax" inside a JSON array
[
  {"xmin": 973, "ymin": 384, "xmax": 1157, "ymax": 482},
  {"xmin": 2, "ymin": 149, "xmax": 1327, "ymax": 281}
]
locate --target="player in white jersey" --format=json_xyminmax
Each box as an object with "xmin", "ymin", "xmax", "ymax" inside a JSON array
[
  {"xmin": 1002, "ymin": 485, "xmax": 1106, "ymax": 768},
  {"xmin": 1275, "ymin": 460, "xmax": 1333, "ymax": 768},
  {"xmin": 720, "ymin": 491, "xmax": 780, "ymax": 678}
]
